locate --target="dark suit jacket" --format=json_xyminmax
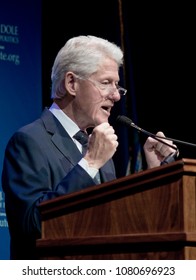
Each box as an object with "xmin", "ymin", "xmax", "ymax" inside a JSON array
[{"xmin": 1, "ymin": 108, "xmax": 116, "ymax": 259}]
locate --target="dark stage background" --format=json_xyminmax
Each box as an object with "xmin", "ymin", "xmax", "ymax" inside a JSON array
[{"xmin": 42, "ymin": 1, "xmax": 196, "ymax": 166}]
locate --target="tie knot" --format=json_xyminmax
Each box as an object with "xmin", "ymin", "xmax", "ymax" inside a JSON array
[{"xmin": 73, "ymin": 130, "xmax": 89, "ymax": 146}]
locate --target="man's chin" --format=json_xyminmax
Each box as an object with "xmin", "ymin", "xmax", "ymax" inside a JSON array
[{"xmin": 96, "ymin": 116, "xmax": 109, "ymax": 125}]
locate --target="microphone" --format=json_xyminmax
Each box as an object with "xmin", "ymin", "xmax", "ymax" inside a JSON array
[{"xmin": 116, "ymin": 115, "xmax": 196, "ymax": 164}]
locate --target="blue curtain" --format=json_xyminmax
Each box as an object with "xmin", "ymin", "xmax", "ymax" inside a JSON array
[{"xmin": 115, "ymin": 0, "xmax": 143, "ymax": 174}]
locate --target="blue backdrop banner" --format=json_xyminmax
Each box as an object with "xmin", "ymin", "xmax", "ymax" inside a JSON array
[{"xmin": 0, "ymin": 0, "xmax": 42, "ymax": 259}]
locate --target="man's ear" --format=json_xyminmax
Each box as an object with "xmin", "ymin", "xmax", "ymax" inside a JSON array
[{"xmin": 64, "ymin": 72, "xmax": 77, "ymax": 96}]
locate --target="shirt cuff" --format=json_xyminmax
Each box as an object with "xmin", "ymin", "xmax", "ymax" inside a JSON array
[{"xmin": 78, "ymin": 158, "xmax": 99, "ymax": 178}]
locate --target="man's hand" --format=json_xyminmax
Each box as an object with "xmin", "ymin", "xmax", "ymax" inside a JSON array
[
  {"xmin": 84, "ymin": 122, "xmax": 118, "ymax": 169},
  {"xmin": 143, "ymin": 131, "xmax": 178, "ymax": 169}
]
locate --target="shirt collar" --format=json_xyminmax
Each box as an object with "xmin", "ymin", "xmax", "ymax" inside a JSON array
[{"xmin": 49, "ymin": 102, "xmax": 80, "ymax": 137}]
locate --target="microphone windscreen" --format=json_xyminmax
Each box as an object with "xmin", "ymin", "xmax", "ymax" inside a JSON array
[{"xmin": 116, "ymin": 115, "xmax": 133, "ymax": 127}]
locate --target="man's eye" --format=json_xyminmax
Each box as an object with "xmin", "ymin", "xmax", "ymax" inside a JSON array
[{"xmin": 102, "ymin": 81, "xmax": 110, "ymax": 86}]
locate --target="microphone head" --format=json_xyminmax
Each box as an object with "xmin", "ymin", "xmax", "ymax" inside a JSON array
[{"xmin": 116, "ymin": 115, "xmax": 133, "ymax": 127}]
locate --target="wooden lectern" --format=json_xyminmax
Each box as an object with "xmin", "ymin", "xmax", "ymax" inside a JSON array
[{"xmin": 36, "ymin": 158, "xmax": 196, "ymax": 259}]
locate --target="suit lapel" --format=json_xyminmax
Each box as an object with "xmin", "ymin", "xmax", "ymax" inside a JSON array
[{"xmin": 41, "ymin": 108, "xmax": 82, "ymax": 165}]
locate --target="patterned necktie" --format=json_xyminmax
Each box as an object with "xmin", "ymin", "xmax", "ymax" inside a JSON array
[
  {"xmin": 73, "ymin": 130, "xmax": 88, "ymax": 155},
  {"xmin": 73, "ymin": 130, "xmax": 101, "ymax": 184}
]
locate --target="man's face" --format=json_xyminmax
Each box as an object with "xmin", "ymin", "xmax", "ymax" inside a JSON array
[{"xmin": 73, "ymin": 58, "xmax": 121, "ymax": 129}]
